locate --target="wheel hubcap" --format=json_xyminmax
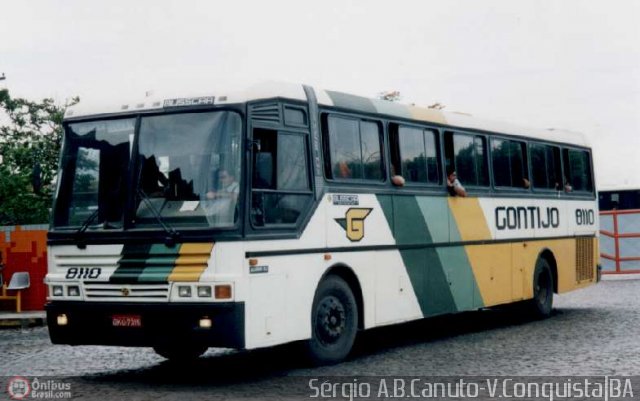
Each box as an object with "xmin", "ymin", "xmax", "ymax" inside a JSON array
[
  {"xmin": 536, "ymin": 271, "xmax": 550, "ymax": 305},
  {"xmin": 317, "ymin": 295, "xmax": 346, "ymax": 344}
]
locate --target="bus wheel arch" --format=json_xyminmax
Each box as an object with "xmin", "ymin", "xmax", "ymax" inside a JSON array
[
  {"xmin": 305, "ymin": 264, "xmax": 362, "ymax": 365},
  {"xmin": 526, "ymin": 251, "xmax": 555, "ymax": 318},
  {"xmin": 538, "ymin": 248, "xmax": 558, "ymax": 294},
  {"xmin": 320, "ymin": 264, "xmax": 364, "ymax": 330}
]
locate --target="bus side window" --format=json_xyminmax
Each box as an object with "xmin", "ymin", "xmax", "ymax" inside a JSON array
[
  {"xmin": 491, "ymin": 138, "xmax": 529, "ymax": 189},
  {"xmin": 251, "ymin": 128, "xmax": 312, "ymax": 227},
  {"xmin": 530, "ymin": 143, "xmax": 562, "ymax": 191},
  {"xmin": 324, "ymin": 115, "xmax": 384, "ymax": 181},
  {"xmin": 444, "ymin": 131, "xmax": 489, "ymax": 188},
  {"xmin": 562, "ymin": 148, "xmax": 593, "ymax": 193},
  {"xmin": 390, "ymin": 124, "xmax": 440, "ymax": 185}
]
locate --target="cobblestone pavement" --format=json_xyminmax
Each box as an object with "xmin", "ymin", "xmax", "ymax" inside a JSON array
[{"xmin": 1, "ymin": 278, "xmax": 639, "ymax": 400}]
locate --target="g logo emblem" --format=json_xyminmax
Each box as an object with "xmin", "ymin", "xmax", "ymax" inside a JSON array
[{"xmin": 335, "ymin": 208, "xmax": 373, "ymax": 242}]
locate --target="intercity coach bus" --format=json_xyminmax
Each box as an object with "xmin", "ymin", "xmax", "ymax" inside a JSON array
[{"xmin": 46, "ymin": 82, "xmax": 599, "ymax": 364}]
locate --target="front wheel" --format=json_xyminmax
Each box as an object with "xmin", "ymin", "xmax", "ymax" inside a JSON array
[
  {"xmin": 306, "ymin": 275, "xmax": 358, "ymax": 365},
  {"xmin": 527, "ymin": 258, "xmax": 554, "ymax": 318}
]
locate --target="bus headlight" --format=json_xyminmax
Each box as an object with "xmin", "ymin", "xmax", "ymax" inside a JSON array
[
  {"xmin": 178, "ymin": 286, "xmax": 192, "ymax": 298},
  {"xmin": 67, "ymin": 286, "xmax": 80, "ymax": 297},
  {"xmin": 197, "ymin": 286, "xmax": 212, "ymax": 298},
  {"xmin": 52, "ymin": 286, "xmax": 64, "ymax": 297}
]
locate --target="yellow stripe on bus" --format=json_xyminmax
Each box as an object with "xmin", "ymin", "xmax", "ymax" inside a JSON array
[
  {"xmin": 447, "ymin": 197, "xmax": 491, "ymax": 241},
  {"xmin": 168, "ymin": 243, "xmax": 214, "ymax": 282},
  {"xmin": 179, "ymin": 243, "xmax": 215, "ymax": 254},
  {"xmin": 408, "ymin": 106, "xmax": 447, "ymax": 125}
]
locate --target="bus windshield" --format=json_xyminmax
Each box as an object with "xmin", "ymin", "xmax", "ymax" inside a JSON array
[{"xmin": 53, "ymin": 111, "xmax": 242, "ymax": 230}]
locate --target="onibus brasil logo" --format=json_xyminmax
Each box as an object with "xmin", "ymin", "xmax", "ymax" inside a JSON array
[
  {"xmin": 7, "ymin": 377, "xmax": 30, "ymax": 400},
  {"xmin": 6, "ymin": 376, "xmax": 72, "ymax": 400}
]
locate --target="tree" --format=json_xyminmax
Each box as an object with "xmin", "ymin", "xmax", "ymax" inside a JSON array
[{"xmin": 0, "ymin": 89, "xmax": 79, "ymax": 225}]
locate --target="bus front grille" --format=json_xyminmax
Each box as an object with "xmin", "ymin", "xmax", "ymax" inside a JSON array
[
  {"xmin": 84, "ymin": 284, "xmax": 169, "ymax": 301},
  {"xmin": 576, "ymin": 237, "xmax": 595, "ymax": 282}
]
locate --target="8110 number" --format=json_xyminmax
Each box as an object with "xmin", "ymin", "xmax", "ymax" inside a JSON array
[{"xmin": 65, "ymin": 267, "xmax": 102, "ymax": 280}]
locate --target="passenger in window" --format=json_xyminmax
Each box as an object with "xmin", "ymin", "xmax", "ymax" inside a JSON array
[
  {"xmin": 207, "ymin": 170, "xmax": 239, "ymax": 201},
  {"xmin": 391, "ymin": 175, "xmax": 405, "ymax": 187},
  {"xmin": 559, "ymin": 176, "xmax": 573, "ymax": 193},
  {"xmin": 337, "ymin": 161, "xmax": 352, "ymax": 179},
  {"xmin": 564, "ymin": 181, "xmax": 573, "ymax": 193},
  {"xmin": 522, "ymin": 178, "xmax": 531, "ymax": 189},
  {"xmin": 390, "ymin": 164, "xmax": 405, "ymax": 187},
  {"xmin": 447, "ymin": 168, "xmax": 467, "ymax": 197}
]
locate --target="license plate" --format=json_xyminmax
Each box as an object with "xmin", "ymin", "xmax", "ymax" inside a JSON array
[{"xmin": 112, "ymin": 315, "xmax": 142, "ymax": 328}]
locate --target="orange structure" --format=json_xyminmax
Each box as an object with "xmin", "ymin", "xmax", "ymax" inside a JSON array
[
  {"xmin": 600, "ymin": 209, "xmax": 640, "ymax": 274},
  {"xmin": 0, "ymin": 225, "xmax": 48, "ymax": 311}
]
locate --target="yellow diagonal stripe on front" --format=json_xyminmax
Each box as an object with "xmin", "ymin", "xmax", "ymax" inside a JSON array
[{"xmin": 168, "ymin": 243, "xmax": 214, "ymax": 282}]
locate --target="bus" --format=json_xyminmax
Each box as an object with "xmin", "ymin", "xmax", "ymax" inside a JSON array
[
  {"xmin": 46, "ymin": 82, "xmax": 599, "ymax": 364},
  {"xmin": 599, "ymin": 186, "xmax": 640, "ymax": 211}
]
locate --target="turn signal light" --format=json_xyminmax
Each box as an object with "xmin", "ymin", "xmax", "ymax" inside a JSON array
[{"xmin": 214, "ymin": 284, "xmax": 232, "ymax": 299}]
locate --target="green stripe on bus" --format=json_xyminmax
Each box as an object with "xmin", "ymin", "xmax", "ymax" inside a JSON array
[
  {"xmin": 110, "ymin": 243, "xmax": 181, "ymax": 284},
  {"xmin": 417, "ymin": 197, "xmax": 485, "ymax": 310},
  {"xmin": 326, "ymin": 91, "xmax": 377, "ymax": 114},
  {"xmin": 445, "ymin": 207, "xmax": 484, "ymax": 309},
  {"xmin": 110, "ymin": 243, "xmax": 152, "ymax": 283},
  {"xmin": 374, "ymin": 100, "xmax": 413, "ymax": 120},
  {"xmin": 380, "ymin": 195, "xmax": 458, "ymax": 317},
  {"xmin": 138, "ymin": 244, "xmax": 180, "ymax": 283}
]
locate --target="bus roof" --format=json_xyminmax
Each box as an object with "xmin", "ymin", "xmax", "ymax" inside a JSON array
[{"xmin": 64, "ymin": 81, "xmax": 590, "ymax": 147}]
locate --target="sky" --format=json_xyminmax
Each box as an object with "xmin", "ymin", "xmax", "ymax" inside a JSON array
[{"xmin": 1, "ymin": 0, "xmax": 639, "ymax": 189}]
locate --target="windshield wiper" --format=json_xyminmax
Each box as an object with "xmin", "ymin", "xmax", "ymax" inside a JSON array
[
  {"xmin": 75, "ymin": 209, "xmax": 100, "ymax": 249},
  {"xmin": 137, "ymin": 189, "xmax": 181, "ymax": 247}
]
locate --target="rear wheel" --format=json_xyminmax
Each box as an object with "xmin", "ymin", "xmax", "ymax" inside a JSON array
[
  {"xmin": 153, "ymin": 344, "xmax": 208, "ymax": 362},
  {"xmin": 306, "ymin": 275, "xmax": 358, "ymax": 365},
  {"xmin": 527, "ymin": 258, "xmax": 554, "ymax": 318}
]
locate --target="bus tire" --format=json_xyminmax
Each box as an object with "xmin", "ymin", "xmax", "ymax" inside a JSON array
[
  {"xmin": 153, "ymin": 344, "xmax": 208, "ymax": 362},
  {"xmin": 527, "ymin": 258, "xmax": 554, "ymax": 318},
  {"xmin": 306, "ymin": 275, "xmax": 358, "ymax": 365}
]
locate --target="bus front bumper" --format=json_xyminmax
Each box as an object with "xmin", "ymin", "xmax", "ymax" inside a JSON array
[{"xmin": 46, "ymin": 301, "xmax": 245, "ymax": 349}]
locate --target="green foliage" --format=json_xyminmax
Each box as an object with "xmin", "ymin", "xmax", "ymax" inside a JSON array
[{"xmin": 0, "ymin": 89, "xmax": 79, "ymax": 225}]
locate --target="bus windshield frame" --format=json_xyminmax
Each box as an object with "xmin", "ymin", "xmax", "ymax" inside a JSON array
[{"xmin": 52, "ymin": 110, "xmax": 244, "ymax": 234}]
